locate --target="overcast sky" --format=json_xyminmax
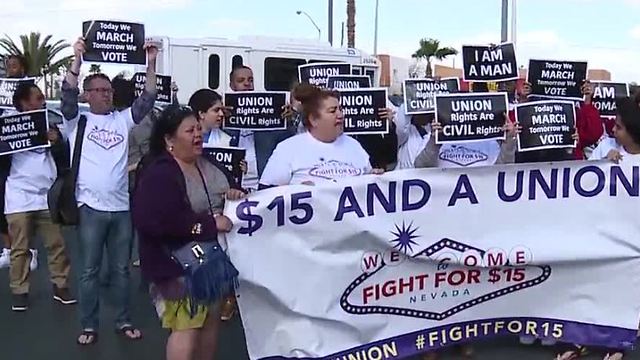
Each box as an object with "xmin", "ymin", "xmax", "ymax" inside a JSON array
[{"xmin": 4, "ymin": 0, "xmax": 640, "ymax": 81}]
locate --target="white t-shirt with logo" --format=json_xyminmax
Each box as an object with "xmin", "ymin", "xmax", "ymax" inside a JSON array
[
  {"xmin": 63, "ymin": 109, "xmax": 135, "ymax": 212},
  {"xmin": 589, "ymin": 137, "xmax": 640, "ymax": 162},
  {"xmin": 436, "ymin": 141, "xmax": 501, "ymax": 168},
  {"xmin": 4, "ymin": 148, "xmax": 57, "ymax": 215},
  {"xmin": 260, "ymin": 132, "xmax": 372, "ymax": 186}
]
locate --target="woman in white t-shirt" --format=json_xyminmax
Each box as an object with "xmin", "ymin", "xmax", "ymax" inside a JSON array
[
  {"xmin": 414, "ymin": 115, "xmax": 517, "ymax": 169},
  {"xmin": 259, "ymin": 86, "xmax": 379, "ymax": 187},
  {"xmin": 589, "ymin": 97, "xmax": 640, "ymax": 164}
]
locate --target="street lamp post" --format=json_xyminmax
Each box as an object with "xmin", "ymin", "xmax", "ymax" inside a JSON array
[
  {"xmin": 296, "ymin": 10, "xmax": 322, "ymax": 40},
  {"xmin": 328, "ymin": 0, "xmax": 334, "ymax": 45}
]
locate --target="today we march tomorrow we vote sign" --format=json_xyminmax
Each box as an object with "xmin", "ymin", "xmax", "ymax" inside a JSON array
[{"xmin": 82, "ymin": 20, "xmax": 146, "ymax": 65}]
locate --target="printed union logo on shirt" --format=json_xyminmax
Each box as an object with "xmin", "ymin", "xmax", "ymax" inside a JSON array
[
  {"xmin": 439, "ymin": 146, "xmax": 489, "ymax": 167},
  {"xmin": 309, "ymin": 160, "xmax": 363, "ymax": 180}
]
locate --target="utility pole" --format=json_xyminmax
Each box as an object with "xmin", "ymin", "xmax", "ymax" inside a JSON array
[
  {"xmin": 328, "ymin": 0, "xmax": 334, "ymax": 45},
  {"xmin": 501, "ymin": 0, "xmax": 508, "ymax": 43},
  {"xmin": 373, "ymin": 0, "xmax": 379, "ymax": 55},
  {"xmin": 511, "ymin": 0, "xmax": 517, "ymax": 46}
]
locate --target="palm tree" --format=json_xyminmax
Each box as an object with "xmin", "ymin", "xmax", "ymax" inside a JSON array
[
  {"xmin": 89, "ymin": 64, "xmax": 101, "ymax": 74},
  {"xmin": 0, "ymin": 32, "xmax": 73, "ymax": 98},
  {"xmin": 347, "ymin": 0, "xmax": 355, "ymax": 48},
  {"xmin": 0, "ymin": 32, "xmax": 72, "ymax": 76},
  {"xmin": 412, "ymin": 38, "xmax": 458, "ymax": 77}
]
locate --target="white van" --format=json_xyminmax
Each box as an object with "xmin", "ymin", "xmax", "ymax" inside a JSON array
[{"xmin": 147, "ymin": 35, "xmax": 380, "ymax": 103}]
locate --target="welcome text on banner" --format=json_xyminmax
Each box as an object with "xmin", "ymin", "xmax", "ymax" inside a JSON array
[{"xmin": 224, "ymin": 160, "xmax": 640, "ymax": 360}]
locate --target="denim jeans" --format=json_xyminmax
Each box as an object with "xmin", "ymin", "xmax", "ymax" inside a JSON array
[{"xmin": 77, "ymin": 205, "xmax": 133, "ymax": 330}]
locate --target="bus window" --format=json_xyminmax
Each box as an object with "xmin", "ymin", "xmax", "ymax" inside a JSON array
[
  {"xmin": 264, "ymin": 57, "xmax": 305, "ymax": 91},
  {"xmin": 232, "ymin": 55, "xmax": 243, "ymax": 69},
  {"xmin": 352, "ymin": 67, "xmax": 362, "ymax": 75},
  {"xmin": 208, "ymin": 54, "xmax": 220, "ymax": 89}
]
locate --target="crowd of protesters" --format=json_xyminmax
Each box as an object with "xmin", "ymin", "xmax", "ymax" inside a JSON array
[{"xmin": 0, "ymin": 32, "xmax": 639, "ymax": 360}]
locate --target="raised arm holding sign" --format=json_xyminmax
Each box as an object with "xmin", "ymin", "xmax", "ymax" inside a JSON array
[{"xmin": 62, "ymin": 35, "xmax": 158, "ymax": 123}]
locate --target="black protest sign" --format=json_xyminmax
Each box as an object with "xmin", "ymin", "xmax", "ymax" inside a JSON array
[
  {"xmin": 591, "ymin": 81, "xmax": 630, "ymax": 118},
  {"xmin": 403, "ymin": 77, "xmax": 460, "ymax": 115},
  {"xmin": 339, "ymin": 88, "xmax": 389, "ymax": 135},
  {"xmin": 82, "ymin": 20, "xmax": 146, "ymax": 65},
  {"xmin": 133, "ymin": 73, "xmax": 172, "ymax": 103},
  {"xmin": 527, "ymin": 59, "xmax": 588, "ymax": 100},
  {"xmin": 0, "ymin": 109, "xmax": 49, "ymax": 155},
  {"xmin": 435, "ymin": 92, "xmax": 508, "ymax": 143},
  {"xmin": 298, "ymin": 62, "xmax": 352, "ymax": 88},
  {"xmin": 326, "ymin": 75, "xmax": 371, "ymax": 89},
  {"xmin": 224, "ymin": 92, "xmax": 287, "ymax": 131},
  {"xmin": 462, "ymin": 43, "xmax": 518, "ymax": 82},
  {"xmin": 0, "ymin": 78, "xmax": 36, "ymax": 109},
  {"xmin": 515, "ymin": 100, "xmax": 576, "ymax": 152},
  {"xmin": 203, "ymin": 147, "xmax": 246, "ymax": 185}
]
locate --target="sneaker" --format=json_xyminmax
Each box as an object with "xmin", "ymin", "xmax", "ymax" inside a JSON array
[
  {"xmin": 0, "ymin": 248, "xmax": 10, "ymax": 269},
  {"xmin": 53, "ymin": 286, "xmax": 77, "ymax": 305},
  {"xmin": 29, "ymin": 249, "xmax": 38, "ymax": 271},
  {"xmin": 11, "ymin": 293, "xmax": 28, "ymax": 311}
]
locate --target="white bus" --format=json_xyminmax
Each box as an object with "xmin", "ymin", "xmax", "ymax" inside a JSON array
[{"xmin": 147, "ymin": 35, "xmax": 381, "ymax": 103}]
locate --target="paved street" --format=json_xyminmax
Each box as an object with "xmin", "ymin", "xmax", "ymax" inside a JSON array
[{"xmin": 0, "ymin": 227, "xmax": 637, "ymax": 360}]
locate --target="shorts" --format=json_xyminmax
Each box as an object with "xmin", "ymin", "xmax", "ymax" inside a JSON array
[{"xmin": 150, "ymin": 279, "xmax": 220, "ymax": 331}]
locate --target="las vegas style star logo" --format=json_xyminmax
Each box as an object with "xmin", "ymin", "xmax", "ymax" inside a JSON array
[
  {"xmin": 87, "ymin": 126, "xmax": 125, "ymax": 150},
  {"xmin": 340, "ymin": 221, "xmax": 550, "ymax": 320}
]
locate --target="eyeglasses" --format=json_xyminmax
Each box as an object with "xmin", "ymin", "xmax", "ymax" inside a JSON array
[{"xmin": 85, "ymin": 87, "xmax": 113, "ymax": 94}]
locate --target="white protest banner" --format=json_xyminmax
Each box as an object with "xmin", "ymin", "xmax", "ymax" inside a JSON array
[
  {"xmin": 225, "ymin": 161, "xmax": 640, "ymax": 360},
  {"xmin": 527, "ymin": 59, "xmax": 588, "ymax": 101},
  {"xmin": 0, "ymin": 109, "xmax": 50, "ymax": 155},
  {"xmin": 591, "ymin": 81, "xmax": 630, "ymax": 118},
  {"xmin": 82, "ymin": 20, "xmax": 146, "ymax": 65},
  {"xmin": 403, "ymin": 78, "xmax": 460, "ymax": 115},
  {"xmin": 0, "ymin": 78, "xmax": 36, "ymax": 109},
  {"xmin": 462, "ymin": 43, "xmax": 519, "ymax": 82}
]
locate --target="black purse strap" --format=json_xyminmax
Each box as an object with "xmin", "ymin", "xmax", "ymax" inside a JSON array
[
  {"xmin": 70, "ymin": 115, "xmax": 87, "ymax": 183},
  {"xmin": 195, "ymin": 162, "xmax": 215, "ymax": 216}
]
